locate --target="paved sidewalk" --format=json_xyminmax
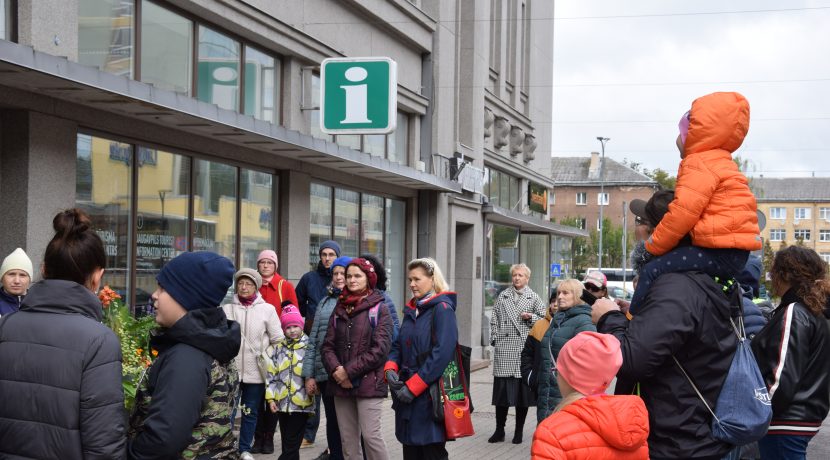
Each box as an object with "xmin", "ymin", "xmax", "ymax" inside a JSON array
[{"xmin": 254, "ymin": 365, "xmax": 537, "ymax": 460}]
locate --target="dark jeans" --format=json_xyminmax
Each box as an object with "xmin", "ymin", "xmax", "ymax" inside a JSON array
[
  {"xmin": 277, "ymin": 412, "xmax": 308, "ymax": 460},
  {"xmin": 758, "ymin": 434, "xmax": 810, "ymax": 459},
  {"xmin": 402, "ymin": 443, "xmax": 448, "ymax": 460},
  {"xmin": 234, "ymin": 383, "xmax": 265, "ymax": 452},
  {"xmin": 319, "ymin": 381, "xmax": 344, "ymax": 460},
  {"xmin": 630, "ymin": 246, "xmax": 749, "ymax": 314},
  {"xmin": 304, "ymin": 393, "xmax": 322, "ymax": 442}
]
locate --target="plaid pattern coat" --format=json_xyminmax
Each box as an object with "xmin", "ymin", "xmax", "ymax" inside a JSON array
[{"xmin": 489, "ymin": 286, "xmax": 546, "ymax": 377}]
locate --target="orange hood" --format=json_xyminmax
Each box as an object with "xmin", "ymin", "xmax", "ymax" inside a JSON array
[
  {"xmin": 684, "ymin": 91, "xmax": 749, "ymax": 157},
  {"xmin": 561, "ymin": 395, "xmax": 649, "ymax": 451}
]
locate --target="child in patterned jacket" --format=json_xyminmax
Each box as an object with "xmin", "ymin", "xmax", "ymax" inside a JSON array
[{"xmin": 266, "ymin": 305, "xmax": 315, "ymax": 460}]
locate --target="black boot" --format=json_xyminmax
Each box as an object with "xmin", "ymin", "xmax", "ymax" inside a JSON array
[
  {"xmin": 250, "ymin": 432, "xmax": 263, "ymax": 454},
  {"xmin": 488, "ymin": 406, "xmax": 507, "ymax": 443},
  {"xmin": 261, "ymin": 432, "xmax": 275, "ymax": 454},
  {"xmin": 512, "ymin": 406, "xmax": 528, "ymax": 444}
]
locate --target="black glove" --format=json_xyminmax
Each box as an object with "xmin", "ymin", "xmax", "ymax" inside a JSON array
[
  {"xmin": 386, "ymin": 370, "xmax": 405, "ymax": 392},
  {"xmin": 394, "ymin": 385, "xmax": 415, "ymax": 404}
]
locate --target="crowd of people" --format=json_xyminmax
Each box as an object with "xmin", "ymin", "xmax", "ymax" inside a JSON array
[{"xmin": 1, "ymin": 91, "xmax": 830, "ymax": 460}]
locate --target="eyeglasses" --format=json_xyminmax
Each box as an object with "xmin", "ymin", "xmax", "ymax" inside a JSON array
[{"xmin": 585, "ymin": 284, "xmax": 603, "ymax": 293}]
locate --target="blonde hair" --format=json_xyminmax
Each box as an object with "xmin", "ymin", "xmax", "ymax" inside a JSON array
[
  {"xmin": 510, "ymin": 263, "xmax": 531, "ymax": 278},
  {"xmin": 407, "ymin": 257, "xmax": 449, "ymax": 293},
  {"xmin": 557, "ymin": 279, "xmax": 584, "ymax": 299}
]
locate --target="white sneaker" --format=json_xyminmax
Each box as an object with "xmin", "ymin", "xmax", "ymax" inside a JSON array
[{"xmin": 240, "ymin": 452, "xmax": 255, "ymax": 460}]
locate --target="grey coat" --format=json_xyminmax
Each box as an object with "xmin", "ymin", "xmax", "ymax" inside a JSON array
[
  {"xmin": 0, "ymin": 279, "xmax": 126, "ymax": 459},
  {"xmin": 489, "ymin": 286, "xmax": 546, "ymax": 377}
]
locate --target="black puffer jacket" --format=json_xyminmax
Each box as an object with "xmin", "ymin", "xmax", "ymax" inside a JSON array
[
  {"xmin": 751, "ymin": 289, "xmax": 830, "ymax": 436},
  {"xmin": 597, "ymin": 272, "xmax": 737, "ymax": 460},
  {"xmin": 0, "ymin": 279, "xmax": 126, "ymax": 459}
]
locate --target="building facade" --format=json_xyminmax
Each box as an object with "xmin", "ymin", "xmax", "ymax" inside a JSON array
[
  {"xmin": 0, "ymin": 0, "xmax": 582, "ymax": 358},
  {"xmin": 751, "ymin": 177, "xmax": 830, "ymax": 263},
  {"xmin": 550, "ymin": 153, "xmax": 656, "ymax": 238}
]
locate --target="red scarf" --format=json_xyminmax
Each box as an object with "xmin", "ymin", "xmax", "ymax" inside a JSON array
[
  {"xmin": 339, "ymin": 288, "xmax": 371, "ymax": 315},
  {"xmin": 238, "ymin": 293, "xmax": 256, "ymax": 306}
]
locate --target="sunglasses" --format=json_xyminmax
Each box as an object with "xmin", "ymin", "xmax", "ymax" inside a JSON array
[
  {"xmin": 585, "ymin": 284, "xmax": 603, "ymax": 293},
  {"xmin": 635, "ymin": 216, "xmax": 647, "ymax": 226}
]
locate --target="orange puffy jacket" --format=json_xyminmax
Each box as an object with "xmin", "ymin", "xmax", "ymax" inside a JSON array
[
  {"xmin": 531, "ymin": 394, "xmax": 649, "ymax": 460},
  {"xmin": 645, "ymin": 92, "xmax": 762, "ymax": 256}
]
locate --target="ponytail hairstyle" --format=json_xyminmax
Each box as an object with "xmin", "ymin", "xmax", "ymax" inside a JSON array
[
  {"xmin": 43, "ymin": 208, "xmax": 106, "ymax": 286},
  {"xmin": 770, "ymin": 246, "xmax": 830, "ymax": 316}
]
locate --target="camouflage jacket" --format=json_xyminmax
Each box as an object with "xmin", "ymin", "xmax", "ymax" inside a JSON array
[{"xmin": 129, "ymin": 357, "xmax": 240, "ymax": 459}]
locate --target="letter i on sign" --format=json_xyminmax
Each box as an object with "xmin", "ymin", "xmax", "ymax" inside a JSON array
[{"xmin": 341, "ymin": 67, "xmax": 372, "ymax": 124}]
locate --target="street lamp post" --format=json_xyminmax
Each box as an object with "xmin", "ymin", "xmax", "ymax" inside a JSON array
[{"xmin": 596, "ymin": 137, "xmax": 610, "ymax": 271}]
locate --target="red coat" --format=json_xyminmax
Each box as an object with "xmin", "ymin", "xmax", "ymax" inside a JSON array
[
  {"xmin": 646, "ymin": 91, "xmax": 762, "ymax": 256},
  {"xmin": 531, "ymin": 395, "xmax": 649, "ymax": 460},
  {"xmin": 259, "ymin": 273, "xmax": 298, "ymax": 317}
]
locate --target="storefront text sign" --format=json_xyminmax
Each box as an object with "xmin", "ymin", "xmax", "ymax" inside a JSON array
[{"xmin": 320, "ymin": 57, "xmax": 397, "ymax": 134}]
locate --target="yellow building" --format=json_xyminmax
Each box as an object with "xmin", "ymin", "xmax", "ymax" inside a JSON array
[{"xmin": 752, "ymin": 178, "xmax": 830, "ymax": 263}]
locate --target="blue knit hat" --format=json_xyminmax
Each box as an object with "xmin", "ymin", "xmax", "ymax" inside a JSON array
[
  {"xmin": 330, "ymin": 256, "xmax": 352, "ymax": 274},
  {"xmin": 319, "ymin": 240, "xmax": 341, "ymax": 257},
  {"xmin": 157, "ymin": 252, "xmax": 234, "ymax": 311}
]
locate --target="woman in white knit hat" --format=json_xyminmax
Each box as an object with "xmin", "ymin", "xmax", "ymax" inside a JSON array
[{"xmin": 0, "ymin": 248, "xmax": 33, "ymax": 317}]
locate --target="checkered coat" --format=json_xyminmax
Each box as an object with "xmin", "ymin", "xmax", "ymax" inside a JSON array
[{"xmin": 489, "ymin": 287, "xmax": 547, "ymax": 377}]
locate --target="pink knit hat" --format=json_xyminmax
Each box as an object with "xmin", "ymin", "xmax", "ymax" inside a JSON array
[
  {"xmin": 556, "ymin": 331, "xmax": 622, "ymax": 396},
  {"xmin": 678, "ymin": 110, "xmax": 691, "ymax": 145},
  {"xmin": 280, "ymin": 305, "xmax": 304, "ymax": 332},
  {"xmin": 257, "ymin": 249, "xmax": 278, "ymax": 267}
]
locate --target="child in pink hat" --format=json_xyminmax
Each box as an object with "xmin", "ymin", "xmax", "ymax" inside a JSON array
[{"xmin": 531, "ymin": 332, "xmax": 649, "ymax": 459}]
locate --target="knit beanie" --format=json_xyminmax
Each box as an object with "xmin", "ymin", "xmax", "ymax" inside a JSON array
[
  {"xmin": 234, "ymin": 268, "xmax": 262, "ymax": 290},
  {"xmin": 557, "ymin": 331, "xmax": 622, "ymax": 396},
  {"xmin": 736, "ymin": 255, "xmax": 763, "ymax": 298},
  {"xmin": 280, "ymin": 304, "xmax": 304, "ymax": 331},
  {"xmin": 257, "ymin": 249, "xmax": 278, "ymax": 267},
  {"xmin": 1, "ymin": 248, "xmax": 33, "ymax": 279},
  {"xmin": 156, "ymin": 252, "xmax": 234, "ymax": 311},
  {"xmin": 330, "ymin": 256, "xmax": 353, "ymax": 274},
  {"xmin": 348, "ymin": 258, "xmax": 378, "ymax": 290},
  {"xmin": 319, "ymin": 240, "xmax": 342, "ymax": 257}
]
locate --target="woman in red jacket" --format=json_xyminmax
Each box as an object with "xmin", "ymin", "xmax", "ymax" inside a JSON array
[{"xmin": 531, "ymin": 331, "xmax": 649, "ymax": 460}]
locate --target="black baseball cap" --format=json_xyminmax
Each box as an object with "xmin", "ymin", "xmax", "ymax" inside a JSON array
[{"xmin": 630, "ymin": 190, "xmax": 675, "ymax": 228}]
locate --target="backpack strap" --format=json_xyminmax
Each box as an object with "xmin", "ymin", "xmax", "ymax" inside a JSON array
[{"xmin": 277, "ymin": 279, "xmax": 284, "ymax": 304}]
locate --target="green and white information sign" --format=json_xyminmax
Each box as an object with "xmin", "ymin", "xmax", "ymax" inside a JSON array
[{"xmin": 320, "ymin": 57, "xmax": 397, "ymax": 135}]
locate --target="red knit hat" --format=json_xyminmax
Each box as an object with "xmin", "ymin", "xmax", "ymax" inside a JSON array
[
  {"xmin": 557, "ymin": 332, "xmax": 622, "ymax": 396},
  {"xmin": 347, "ymin": 258, "xmax": 378, "ymax": 290}
]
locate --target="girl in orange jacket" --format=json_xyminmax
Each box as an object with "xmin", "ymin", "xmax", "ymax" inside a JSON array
[
  {"xmin": 531, "ymin": 331, "xmax": 649, "ymax": 459},
  {"xmin": 629, "ymin": 92, "xmax": 762, "ymax": 314}
]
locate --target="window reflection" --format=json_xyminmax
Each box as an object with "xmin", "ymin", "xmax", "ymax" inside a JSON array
[
  {"xmin": 521, "ymin": 233, "xmax": 549, "ymax": 299},
  {"xmin": 385, "ymin": 198, "xmax": 406, "ymax": 311},
  {"xmin": 140, "ymin": 0, "xmax": 192, "ymax": 94},
  {"xmin": 309, "ymin": 183, "xmax": 333, "ymax": 270},
  {"xmin": 361, "ymin": 194, "xmax": 384, "ymax": 257},
  {"xmin": 75, "ymin": 134, "xmax": 132, "ymax": 306},
  {"xmin": 193, "ymin": 159, "xmax": 237, "ymax": 265},
  {"xmin": 334, "ymin": 188, "xmax": 360, "ymax": 259},
  {"xmin": 486, "ymin": 223, "xmax": 519, "ymax": 308},
  {"xmin": 78, "ymin": 0, "xmax": 134, "ymax": 77},
  {"xmin": 197, "ymin": 25, "xmax": 240, "ymax": 111},
  {"xmin": 240, "ymin": 169, "xmax": 275, "ymax": 269},
  {"xmin": 244, "ymin": 45, "xmax": 279, "ymax": 124}
]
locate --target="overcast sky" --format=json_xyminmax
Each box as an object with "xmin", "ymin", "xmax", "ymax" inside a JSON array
[{"xmin": 551, "ymin": 0, "xmax": 830, "ymax": 178}]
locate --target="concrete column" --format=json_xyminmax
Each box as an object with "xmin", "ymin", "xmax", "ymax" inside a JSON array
[
  {"xmin": 0, "ymin": 110, "xmax": 78, "ymax": 276},
  {"xmin": 17, "ymin": 0, "xmax": 79, "ymax": 61},
  {"xmin": 278, "ymin": 169, "xmax": 311, "ymax": 284}
]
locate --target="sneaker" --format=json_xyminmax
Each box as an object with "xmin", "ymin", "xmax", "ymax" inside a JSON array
[
  {"xmin": 240, "ymin": 452, "xmax": 255, "ymax": 460},
  {"xmin": 300, "ymin": 439, "xmax": 315, "ymax": 449},
  {"xmin": 313, "ymin": 451, "xmax": 331, "ymax": 460}
]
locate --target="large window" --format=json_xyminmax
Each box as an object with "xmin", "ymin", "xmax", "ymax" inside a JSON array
[
  {"xmin": 79, "ymin": 1, "xmax": 283, "ymax": 124},
  {"xmin": 820, "ymin": 207, "xmax": 830, "ymax": 221},
  {"xmin": 484, "ymin": 167, "xmax": 521, "ymax": 210},
  {"xmin": 78, "ymin": 0, "xmax": 134, "ymax": 77},
  {"xmin": 140, "ymin": 0, "xmax": 192, "ymax": 94},
  {"xmin": 794, "ymin": 207, "xmax": 811, "ymax": 220},
  {"xmin": 197, "ymin": 25, "xmax": 240, "ymax": 111},
  {"xmin": 485, "ymin": 223, "xmax": 519, "ymax": 307},
  {"xmin": 820, "ymin": 230, "xmax": 830, "ymax": 242},
  {"xmin": 597, "ymin": 192, "xmax": 609, "ymax": 206},
  {"xmin": 770, "ymin": 207, "xmax": 786, "ymax": 220},
  {"xmin": 770, "ymin": 229, "xmax": 786, "ymax": 241},
  {"xmin": 794, "ymin": 229, "xmax": 811, "ymax": 242},
  {"xmin": 76, "ymin": 134, "xmax": 133, "ymax": 303},
  {"xmin": 521, "ymin": 233, "xmax": 550, "ymax": 300},
  {"xmin": 576, "ymin": 192, "xmax": 587, "ymax": 205},
  {"xmin": 76, "ymin": 133, "xmax": 277, "ymax": 311},
  {"xmin": 244, "ymin": 45, "xmax": 279, "ymax": 124},
  {"xmin": 309, "ymin": 182, "xmax": 406, "ymax": 308}
]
